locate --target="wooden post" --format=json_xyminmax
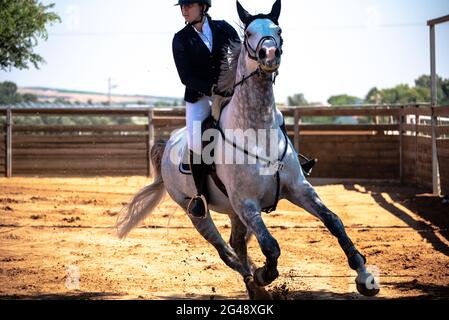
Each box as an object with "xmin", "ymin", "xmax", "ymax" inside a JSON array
[
  {"xmin": 399, "ymin": 106, "xmax": 404, "ymax": 184},
  {"xmin": 431, "ymin": 107, "xmax": 440, "ymax": 195},
  {"xmin": 294, "ymin": 108, "xmax": 300, "ymax": 153},
  {"xmin": 6, "ymin": 108, "xmax": 12, "ymax": 177},
  {"xmin": 430, "ymin": 24, "xmax": 441, "ymax": 196},
  {"xmin": 147, "ymin": 108, "xmax": 154, "ymax": 178},
  {"xmin": 415, "ymin": 106, "xmax": 419, "ymax": 186}
]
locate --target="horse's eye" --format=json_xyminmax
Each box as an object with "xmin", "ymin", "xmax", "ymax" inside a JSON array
[
  {"xmin": 246, "ymin": 31, "xmax": 252, "ymax": 38},
  {"xmin": 278, "ymin": 29, "xmax": 282, "ymax": 36}
]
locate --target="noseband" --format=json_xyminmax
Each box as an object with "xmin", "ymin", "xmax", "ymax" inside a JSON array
[
  {"xmin": 236, "ymin": 29, "xmax": 282, "ymax": 89},
  {"xmin": 244, "ymin": 35, "xmax": 282, "ymax": 62}
]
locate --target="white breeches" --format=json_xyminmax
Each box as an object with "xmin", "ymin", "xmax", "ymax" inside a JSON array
[{"xmin": 186, "ymin": 96, "xmax": 212, "ymax": 153}]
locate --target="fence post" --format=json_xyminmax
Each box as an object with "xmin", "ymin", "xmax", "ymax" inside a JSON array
[
  {"xmin": 6, "ymin": 108, "xmax": 12, "ymax": 177},
  {"xmin": 147, "ymin": 108, "xmax": 154, "ymax": 178},
  {"xmin": 429, "ymin": 23, "xmax": 441, "ymax": 196},
  {"xmin": 415, "ymin": 106, "xmax": 419, "ymax": 186},
  {"xmin": 294, "ymin": 108, "xmax": 300, "ymax": 152},
  {"xmin": 399, "ymin": 106, "xmax": 403, "ymax": 184},
  {"xmin": 431, "ymin": 106, "xmax": 441, "ymax": 195}
]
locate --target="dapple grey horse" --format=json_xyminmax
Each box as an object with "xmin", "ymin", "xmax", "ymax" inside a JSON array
[{"xmin": 116, "ymin": 0, "xmax": 379, "ymax": 299}]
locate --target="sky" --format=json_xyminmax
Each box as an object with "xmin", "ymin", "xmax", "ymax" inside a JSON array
[{"xmin": 1, "ymin": 0, "xmax": 448, "ymax": 104}]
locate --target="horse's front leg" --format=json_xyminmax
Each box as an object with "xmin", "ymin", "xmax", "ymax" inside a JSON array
[
  {"xmin": 285, "ymin": 178, "xmax": 380, "ymax": 296},
  {"xmin": 188, "ymin": 212, "xmax": 271, "ymax": 300},
  {"xmin": 232, "ymin": 199, "xmax": 281, "ymax": 287}
]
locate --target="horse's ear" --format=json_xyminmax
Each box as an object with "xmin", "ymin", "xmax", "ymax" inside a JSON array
[
  {"xmin": 236, "ymin": 1, "xmax": 251, "ymax": 25},
  {"xmin": 269, "ymin": 0, "xmax": 281, "ymax": 24}
]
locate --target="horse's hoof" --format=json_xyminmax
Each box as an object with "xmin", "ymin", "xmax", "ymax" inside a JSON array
[
  {"xmin": 254, "ymin": 266, "xmax": 278, "ymax": 287},
  {"xmin": 245, "ymin": 276, "xmax": 273, "ymax": 300},
  {"xmin": 356, "ymin": 273, "xmax": 380, "ymax": 297}
]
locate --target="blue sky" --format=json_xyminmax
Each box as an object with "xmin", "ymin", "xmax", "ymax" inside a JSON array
[{"xmin": 1, "ymin": 0, "xmax": 448, "ymax": 104}]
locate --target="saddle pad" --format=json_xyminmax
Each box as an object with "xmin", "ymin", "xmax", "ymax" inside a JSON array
[{"xmin": 179, "ymin": 144, "xmax": 192, "ymax": 175}]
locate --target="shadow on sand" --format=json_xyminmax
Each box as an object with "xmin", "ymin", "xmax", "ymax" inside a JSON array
[{"xmin": 335, "ymin": 181, "xmax": 449, "ymax": 257}]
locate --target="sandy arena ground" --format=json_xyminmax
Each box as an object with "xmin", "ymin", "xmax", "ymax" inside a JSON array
[{"xmin": 1, "ymin": 177, "xmax": 448, "ymax": 300}]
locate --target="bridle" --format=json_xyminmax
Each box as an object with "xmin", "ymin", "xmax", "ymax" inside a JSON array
[
  {"xmin": 234, "ymin": 20, "xmax": 283, "ymax": 89},
  {"xmin": 244, "ymin": 35, "xmax": 282, "ymax": 62}
]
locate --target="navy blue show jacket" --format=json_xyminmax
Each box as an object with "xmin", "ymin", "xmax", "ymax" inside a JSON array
[{"xmin": 172, "ymin": 19, "xmax": 240, "ymax": 103}]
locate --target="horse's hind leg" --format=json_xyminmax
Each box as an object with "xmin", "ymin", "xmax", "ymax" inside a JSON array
[
  {"xmin": 285, "ymin": 179, "xmax": 380, "ymax": 297},
  {"xmin": 188, "ymin": 213, "xmax": 271, "ymax": 299}
]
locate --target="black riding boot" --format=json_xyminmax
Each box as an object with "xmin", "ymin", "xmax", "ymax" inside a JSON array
[
  {"xmin": 280, "ymin": 121, "xmax": 317, "ymax": 176},
  {"xmin": 187, "ymin": 150, "xmax": 209, "ymax": 218}
]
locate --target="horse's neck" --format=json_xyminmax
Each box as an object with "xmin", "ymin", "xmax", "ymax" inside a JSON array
[{"xmin": 223, "ymin": 62, "xmax": 276, "ymax": 130}]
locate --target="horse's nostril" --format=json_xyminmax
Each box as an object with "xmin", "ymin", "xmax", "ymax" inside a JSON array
[
  {"xmin": 275, "ymin": 49, "xmax": 281, "ymax": 58},
  {"xmin": 258, "ymin": 49, "xmax": 266, "ymax": 60}
]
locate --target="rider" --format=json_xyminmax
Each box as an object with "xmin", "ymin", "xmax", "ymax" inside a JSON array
[
  {"xmin": 172, "ymin": 0, "xmax": 315, "ymax": 219},
  {"xmin": 172, "ymin": 0, "xmax": 240, "ymax": 218}
]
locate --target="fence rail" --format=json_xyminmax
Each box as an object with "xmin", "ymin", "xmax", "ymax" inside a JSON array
[{"xmin": 1, "ymin": 104, "xmax": 448, "ymax": 195}]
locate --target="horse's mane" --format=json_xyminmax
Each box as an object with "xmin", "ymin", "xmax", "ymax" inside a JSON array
[
  {"xmin": 211, "ymin": 39, "xmax": 242, "ymax": 120},
  {"xmin": 217, "ymin": 40, "xmax": 242, "ymax": 95}
]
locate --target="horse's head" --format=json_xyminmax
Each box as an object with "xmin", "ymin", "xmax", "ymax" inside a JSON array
[{"xmin": 237, "ymin": 0, "xmax": 283, "ymax": 74}]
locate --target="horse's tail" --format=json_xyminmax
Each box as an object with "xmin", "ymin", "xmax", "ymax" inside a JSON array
[{"xmin": 116, "ymin": 141, "xmax": 167, "ymax": 239}]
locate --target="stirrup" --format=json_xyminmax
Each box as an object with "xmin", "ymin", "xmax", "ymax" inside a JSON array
[{"xmin": 187, "ymin": 194, "xmax": 208, "ymax": 219}]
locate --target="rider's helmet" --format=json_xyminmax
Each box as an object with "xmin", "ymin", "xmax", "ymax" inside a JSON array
[{"xmin": 176, "ymin": 0, "xmax": 211, "ymax": 7}]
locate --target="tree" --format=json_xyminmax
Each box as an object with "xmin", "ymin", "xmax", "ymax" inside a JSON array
[
  {"xmin": 363, "ymin": 75, "xmax": 449, "ymax": 105},
  {"xmin": 365, "ymin": 87, "xmax": 382, "ymax": 104},
  {"xmin": 0, "ymin": 0, "xmax": 60, "ymax": 71},
  {"xmin": 0, "ymin": 81, "xmax": 37, "ymax": 104},
  {"xmin": 415, "ymin": 75, "xmax": 432, "ymax": 89},
  {"xmin": 441, "ymin": 80, "xmax": 449, "ymax": 104},
  {"xmin": 415, "ymin": 74, "xmax": 449, "ymax": 105},
  {"xmin": 327, "ymin": 94, "xmax": 362, "ymax": 106},
  {"xmin": 287, "ymin": 93, "xmax": 308, "ymax": 106}
]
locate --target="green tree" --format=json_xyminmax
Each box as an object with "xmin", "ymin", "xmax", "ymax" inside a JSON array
[
  {"xmin": 441, "ymin": 80, "xmax": 449, "ymax": 104},
  {"xmin": 0, "ymin": 81, "xmax": 21, "ymax": 104},
  {"xmin": 415, "ymin": 74, "xmax": 449, "ymax": 105},
  {"xmin": 154, "ymin": 101, "xmax": 172, "ymax": 107},
  {"xmin": 287, "ymin": 93, "xmax": 308, "ymax": 106},
  {"xmin": 327, "ymin": 94, "xmax": 362, "ymax": 106},
  {"xmin": 415, "ymin": 75, "xmax": 432, "ymax": 89},
  {"xmin": 0, "ymin": 81, "xmax": 37, "ymax": 104},
  {"xmin": 365, "ymin": 87, "xmax": 382, "ymax": 104},
  {"xmin": 21, "ymin": 93, "xmax": 38, "ymax": 102},
  {"xmin": 0, "ymin": 0, "xmax": 60, "ymax": 70},
  {"xmin": 365, "ymin": 75, "xmax": 449, "ymax": 105}
]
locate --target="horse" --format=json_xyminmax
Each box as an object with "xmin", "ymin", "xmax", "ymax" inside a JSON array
[{"xmin": 116, "ymin": 0, "xmax": 379, "ymax": 299}]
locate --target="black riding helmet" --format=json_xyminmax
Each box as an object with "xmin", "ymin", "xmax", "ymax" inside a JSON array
[{"xmin": 175, "ymin": 0, "xmax": 211, "ymax": 7}]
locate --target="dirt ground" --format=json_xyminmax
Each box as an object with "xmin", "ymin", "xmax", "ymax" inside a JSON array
[{"xmin": 1, "ymin": 177, "xmax": 448, "ymax": 300}]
